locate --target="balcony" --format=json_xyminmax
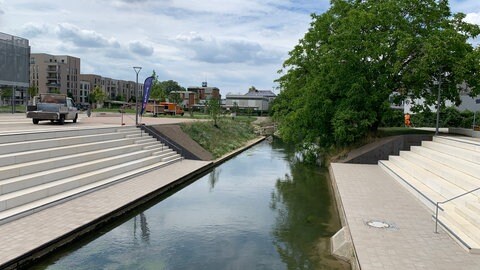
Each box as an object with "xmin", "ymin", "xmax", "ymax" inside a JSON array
[{"xmin": 46, "ymin": 82, "xmax": 61, "ymax": 87}]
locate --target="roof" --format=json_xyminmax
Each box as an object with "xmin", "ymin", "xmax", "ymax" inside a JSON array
[{"xmin": 244, "ymin": 90, "xmax": 276, "ymax": 97}]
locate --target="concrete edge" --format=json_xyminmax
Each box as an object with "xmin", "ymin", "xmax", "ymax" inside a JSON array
[
  {"xmin": 1, "ymin": 136, "xmax": 266, "ymax": 269},
  {"xmin": 329, "ymin": 164, "xmax": 361, "ymax": 270},
  {"xmin": 213, "ymin": 136, "xmax": 266, "ymax": 165}
]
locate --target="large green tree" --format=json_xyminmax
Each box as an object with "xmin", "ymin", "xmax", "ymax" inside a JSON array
[{"xmin": 272, "ymin": 0, "xmax": 480, "ymax": 151}]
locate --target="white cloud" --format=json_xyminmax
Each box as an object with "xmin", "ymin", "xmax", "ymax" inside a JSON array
[
  {"xmin": 55, "ymin": 23, "xmax": 120, "ymax": 48},
  {"xmin": 19, "ymin": 22, "xmax": 49, "ymax": 38},
  {"xmin": 175, "ymin": 33, "xmax": 281, "ymax": 65},
  {"xmin": 465, "ymin": 12, "xmax": 480, "ymax": 25},
  {"xmin": 128, "ymin": 40, "xmax": 154, "ymax": 56}
]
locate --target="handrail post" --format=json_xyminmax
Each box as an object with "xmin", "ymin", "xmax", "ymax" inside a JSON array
[{"xmin": 433, "ymin": 186, "xmax": 480, "ymax": 234}]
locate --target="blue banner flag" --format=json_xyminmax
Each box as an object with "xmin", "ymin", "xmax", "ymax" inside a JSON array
[{"xmin": 140, "ymin": 76, "xmax": 154, "ymax": 115}]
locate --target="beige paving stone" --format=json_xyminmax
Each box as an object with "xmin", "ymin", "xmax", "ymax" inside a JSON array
[{"xmin": 331, "ymin": 163, "xmax": 480, "ymax": 270}]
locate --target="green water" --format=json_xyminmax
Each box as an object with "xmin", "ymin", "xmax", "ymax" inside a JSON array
[{"xmin": 32, "ymin": 140, "xmax": 349, "ymax": 270}]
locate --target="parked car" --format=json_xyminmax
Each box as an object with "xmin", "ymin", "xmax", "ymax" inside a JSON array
[{"xmin": 26, "ymin": 94, "xmax": 78, "ymax": 125}]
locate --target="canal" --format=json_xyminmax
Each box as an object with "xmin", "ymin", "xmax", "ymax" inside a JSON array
[{"xmin": 33, "ymin": 140, "xmax": 349, "ymax": 270}]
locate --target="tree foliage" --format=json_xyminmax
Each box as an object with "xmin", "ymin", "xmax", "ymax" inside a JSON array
[
  {"xmin": 27, "ymin": 86, "xmax": 38, "ymax": 99},
  {"xmin": 0, "ymin": 88, "xmax": 12, "ymax": 99},
  {"xmin": 206, "ymin": 97, "xmax": 221, "ymax": 127},
  {"xmin": 150, "ymin": 70, "xmax": 186, "ymax": 102},
  {"xmin": 169, "ymin": 92, "xmax": 183, "ymax": 105},
  {"xmin": 90, "ymin": 86, "xmax": 106, "ymax": 105},
  {"xmin": 272, "ymin": 0, "xmax": 480, "ymax": 151}
]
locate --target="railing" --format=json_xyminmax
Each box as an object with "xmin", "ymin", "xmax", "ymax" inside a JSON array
[
  {"xmin": 139, "ymin": 125, "xmax": 184, "ymax": 158},
  {"xmin": 434, "ymin": 187, "xmax": 480, "ymax": 233}
]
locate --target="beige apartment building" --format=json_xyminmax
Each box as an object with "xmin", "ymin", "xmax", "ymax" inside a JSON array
[
  {"xmin": 30, "ymin": 53, "xmax": 80, "ymax": 100},
  {"xmin": 80, "ymin": 74, "xmax": 138, "ymax": 102},
  {"xmin": 31, "ymin": 53, "xmax": 142, "ymax": 104},
  {"xmin": 79, "ymin": 80, "xmax": 90, "ymax": 104}
]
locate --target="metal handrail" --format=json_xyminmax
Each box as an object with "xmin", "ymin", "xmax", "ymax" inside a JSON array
[
  {"xmin": 434, "ymin": 186, "xmax": 480, "ymax": 233},
  {"xmin": 139, "ymin": 125, "xmax": 184, "ymax": 157}
]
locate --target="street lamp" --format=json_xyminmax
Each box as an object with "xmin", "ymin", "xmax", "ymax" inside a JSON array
[
  {"xmin": 133, "ymin": 66, "xmax": 142, "ymax": 126},
  {"xmin": 435, "ymin": 74, "xmax": 441, "ymax": 136}
]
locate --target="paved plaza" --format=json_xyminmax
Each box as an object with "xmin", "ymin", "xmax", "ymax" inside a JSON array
[
  {"xmin": 331, "ymin": 163, "xmax": 480, "ymax": 270},
  {"xmin": 0, "ymin": 112, "xmax": 199, "ymax": 135}
]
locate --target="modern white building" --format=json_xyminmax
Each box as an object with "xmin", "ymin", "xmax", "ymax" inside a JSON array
[{"xmin": 225, "ymin": 88, "xmax": 276, "ymax": 112}]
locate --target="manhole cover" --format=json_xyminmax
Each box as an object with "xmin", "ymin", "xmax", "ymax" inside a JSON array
[{"xmin": 366, "ymin": 220, "xmax": 391, "ymax": 228}]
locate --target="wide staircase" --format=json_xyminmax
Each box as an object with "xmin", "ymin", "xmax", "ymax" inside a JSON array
[
  {"xmin": 0, "ymin": 126, "xmax": 182, "ymax": 224},
  {"xmin": 379, "ymin": 136, "xmax": 480, "ymax": 254}
]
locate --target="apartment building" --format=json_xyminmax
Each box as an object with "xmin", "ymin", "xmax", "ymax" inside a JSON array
[
  {"xmin": 30, "ymin": 53, "xmax": 80, "ymax": 100},
  {"xmin": 81, "ymin": 74, "xmax": 138, "ymax": 102},
  {"xmin": 79, "ymin": 80, "xmax": 90, "ymax": 104},
  {"xmin": 0, "ymin": 32, "xmax": 30, "ymax": 105}
]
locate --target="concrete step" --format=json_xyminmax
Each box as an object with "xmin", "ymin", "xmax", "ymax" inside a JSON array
[
  {"xmin": 143, "ymin": 143, "xmax": 165, "ymax": 150},
  {"xmin": 0, "ymin": 148, "xmax": 162, "ymax": 197},
  {"xmin": 0, "ymin": 127, "xmax": 124, "ymax": 144},
  {"xmin": 0, "ymin": 140, "xmax": 159, "ymax": 182},
  {"xmin": 410, "ymin": 145, "xmax": 480, "ymax": 180},
  {"xmin": 433, "ymin": 136, "xmax": 480, "ymax": 153},
  {"xmin": 0, "ymin": 156, "xmax": 182, "ymax": 224},
  {"xmin": 388, "ymin": 155, "xmax": 465, "ymax": 200},
  {"xmin": 437, "ymin": 208, "xmax": 480, "ymax": 254},
  {"xmin": 116, "ymin": 126, "xmax": 138, "ymax": 133},
  {"xmin": 162, "ymin": 155, "xmax": 182, "ymax": 163},
  {"xmin": 422, "ymin": 141, "xmax": 480, "ymax": 165},
  {"xmin": 466, "ymin": 201, "xmax": 480, "ymax": 215},
  {"xmin": 381, "ymin": 135, "xmax": 480, "ymax": 254},
  {"xmin": 134, "ymin": 137, "xmax": 156, "ymax": 144},
  {"xmin": 0, "ymin": 137, "xmax": 136, "ymax": 167},
  {"xmin": 0, "ymin": 154, "xmax": 164, "ymax": 211},
  {"xmin": 0, "ymin": 130, "xmax": 140, "ymax": 155},
  {"xmin": 399, "ymin": 151, "xmax": 480, "ymax": 193},
  {"xmin": 379, "ymin": 160, "xmax": 444, "ymax": 210},
  {"xmin": 455, "ymin": 203, "xmax": 480, "ymax": 230}
]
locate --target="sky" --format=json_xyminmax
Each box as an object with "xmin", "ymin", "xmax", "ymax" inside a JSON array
[{"xmin": 1, "ymin": 0, "xmax": 480, "ymax": 96}]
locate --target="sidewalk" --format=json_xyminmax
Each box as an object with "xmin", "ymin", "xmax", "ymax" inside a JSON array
[{"xmin": 330, "ymin": 163, "xmax": 480, "ymax": 270}]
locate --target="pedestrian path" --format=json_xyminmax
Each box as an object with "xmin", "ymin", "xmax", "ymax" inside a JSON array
[{"xmin": 330, "ymin": 163, "xmax": 480, "ymax": 270}]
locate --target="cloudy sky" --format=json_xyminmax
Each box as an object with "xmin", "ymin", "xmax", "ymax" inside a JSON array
[{"xmin": 1, "ymin": 0, "xmax": 480, "ymax": 96}]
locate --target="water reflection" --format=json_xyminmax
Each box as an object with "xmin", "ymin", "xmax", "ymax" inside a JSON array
[
  {"xmin": 208, "ymin": 167, "xmax": 221, "ymax": 191},
  {"xmin": 270, "ymin": 139, "xmax": 348, "ymax": 269},
  {"xmin": 133, "ymin": 213, "xmax": 150, "ymax": 244},
  {"xmin": 32, "ymin": 140, "xmax": 348, "ymax": 270}
]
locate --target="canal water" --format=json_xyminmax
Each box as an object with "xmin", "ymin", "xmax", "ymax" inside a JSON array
[{"xmin": 33, "ymin": 140, "xmax": 349, "ymax": 270}]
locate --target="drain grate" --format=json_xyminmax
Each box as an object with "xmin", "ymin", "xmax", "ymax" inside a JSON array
[{"xmin": 366, "ymin": 220, "xmax": 391, "ymax": 229}]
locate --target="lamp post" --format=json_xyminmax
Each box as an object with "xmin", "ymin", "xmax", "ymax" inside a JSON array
[
  {"xmin": 435, "ymin": 73, "xmax": 442, "ymax": 136},
  {"xmin": 133, "ymin": 66, "xmax": 142, "ymax": 126}
]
